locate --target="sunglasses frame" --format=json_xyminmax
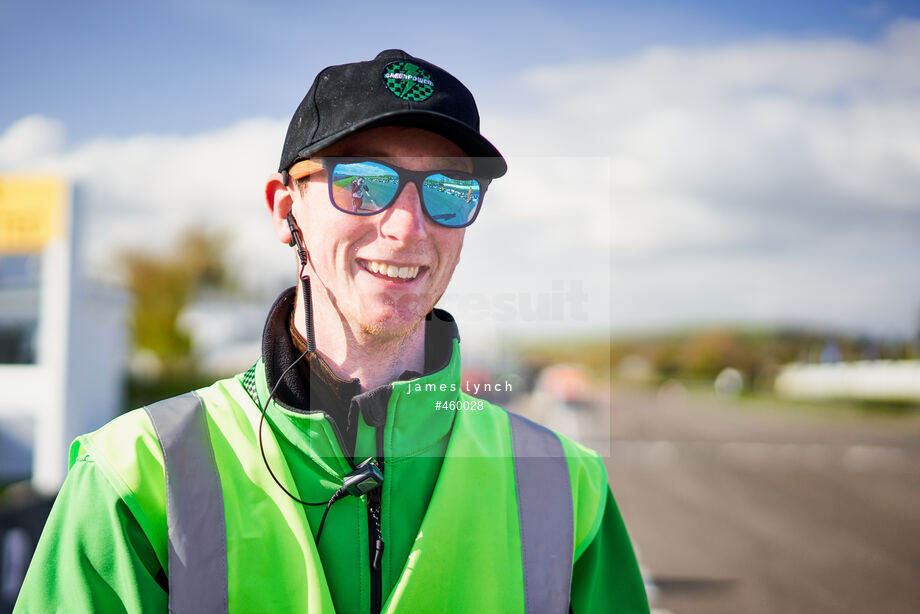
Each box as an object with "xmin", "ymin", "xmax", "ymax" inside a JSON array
[{"xmin": 288, "ymin": 157, "xmax": 490, "ymax": 229}]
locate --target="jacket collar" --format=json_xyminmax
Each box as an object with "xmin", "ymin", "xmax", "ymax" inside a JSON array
[{"xmin": 254, "ymin": 288, "xmax": 461, "ymax": 471}]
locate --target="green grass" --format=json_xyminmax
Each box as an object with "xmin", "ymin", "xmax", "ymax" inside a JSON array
[
  {"xmin": 736, "ymin": 389, "xmax": 920, "ymax": 418},
  {"xmin": 615, "ymin": 377, "xmax": 920, "ymax": 422}
]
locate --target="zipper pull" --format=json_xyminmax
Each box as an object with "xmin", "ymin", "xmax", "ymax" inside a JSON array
[
  {"xmin": 372, "ymin": 536, "xmax": 385, "ymax": 570},
  {"xmin": 368, "ymin": 487, "xmax": 385, "ymax": 570}
]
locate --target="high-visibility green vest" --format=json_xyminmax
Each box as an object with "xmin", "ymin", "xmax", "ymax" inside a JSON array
[{"xmin": 73, "ymin": 343, "xmax": 608, "ymax": 613}]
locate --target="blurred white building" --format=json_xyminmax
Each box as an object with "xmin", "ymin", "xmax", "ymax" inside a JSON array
[
  {"xmin": 0, "ymin": 176, "xmax": 127, "ymax": 494},
  {"xmin": 775, "ymin": 360, "xmax": 920, "ymax": 403}
]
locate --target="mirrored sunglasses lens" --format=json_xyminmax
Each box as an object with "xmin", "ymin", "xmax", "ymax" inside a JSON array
[
  {"xmin": 421, "ymin": 174, "xmax": 482, "ymax": 227},
  {"xmin": 330, "ymin": 161, "xmax": 399, "ymax": 214}
]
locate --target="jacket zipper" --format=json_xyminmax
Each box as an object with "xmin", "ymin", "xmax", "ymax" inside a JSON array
[
  {"xmin": 369, "ymin": 426, "xmax": 385, "ymax": 613},
  {"xmin": 368, "ymin": 487, "xmax": 383, "ymax": 613}
]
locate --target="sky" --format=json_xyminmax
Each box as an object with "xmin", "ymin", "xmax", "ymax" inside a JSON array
[{"xmin": 2, "ymin": 0, "xmax": 919, "ymax": 340}]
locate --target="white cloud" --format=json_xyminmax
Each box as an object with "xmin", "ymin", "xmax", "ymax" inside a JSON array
[
  {"xmin": 0, "ymin": 116, "xmax": 290, "ymax": 291},
  {"xmin": 2, "ymin": 21, "xmax": 919, "ymax": 337},
  {"xmin": 471, "ymin": 19, "xmax": 920, "ymax": 336},
  {"xmin": 0, "ymin": 116, "xmax": 66, "ymax": 165}
]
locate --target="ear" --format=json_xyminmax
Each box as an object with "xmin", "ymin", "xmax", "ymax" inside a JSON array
[{"xmin": 265, "ymin": 172, "xmax": 294, "ymax": 245}]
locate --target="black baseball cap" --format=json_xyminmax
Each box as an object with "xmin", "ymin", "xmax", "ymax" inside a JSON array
[{"xmin": 279, "ymin": 49, "xmax": 507, "ymax": 179}]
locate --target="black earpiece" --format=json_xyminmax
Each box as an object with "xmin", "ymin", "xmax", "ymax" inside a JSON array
[
  {"xmin": 286, "ymin": 213, "xmax": 308, "ymax": 266},
  {"xmin": 285, "ymin": 212, "xmax": 316, "ymax": 353}
]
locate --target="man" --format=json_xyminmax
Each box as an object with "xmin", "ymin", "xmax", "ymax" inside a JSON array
[
  {"xmin": 350, "ymin": 176, "xmax": 372, "ymax": 211},
  {"xmin": 16, "ymin": 50, "xmax": 648, "ymax": 613}
]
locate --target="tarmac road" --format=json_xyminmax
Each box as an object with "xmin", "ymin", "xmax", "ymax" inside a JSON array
[{"xmin": 521, "ymin": 385, "xmax": 920, "ymax": 614}]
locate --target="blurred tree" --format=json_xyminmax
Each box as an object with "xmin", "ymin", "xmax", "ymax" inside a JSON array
[
  {"xmin": 515, "ymin": 335, "xmax": 613, "ymax": 379},
  {"xmin": 121, "ymin": 230, "xmax": 230, "ymax": 362},
  {"xmin": 677, "ymin": 329, "xmax": 738, "ymax": 379},
  {"xmin": 672, "ymin": 329, "xmax": 757, "ymax": 386}
]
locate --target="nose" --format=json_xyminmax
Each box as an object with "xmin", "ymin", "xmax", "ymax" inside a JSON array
[{"xmin": 379, "ymin": 181, "xmax": 428, "ymax": 242}]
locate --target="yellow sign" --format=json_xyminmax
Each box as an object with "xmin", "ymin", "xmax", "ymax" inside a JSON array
[{"xmin": 0, "ymin": 176, "xmax": 67, "ymax": 253}]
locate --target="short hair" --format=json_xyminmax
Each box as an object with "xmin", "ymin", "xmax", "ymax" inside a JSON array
[{"xmin": 294, "ymin": 177, "xmax": 311, "ymax": 197}]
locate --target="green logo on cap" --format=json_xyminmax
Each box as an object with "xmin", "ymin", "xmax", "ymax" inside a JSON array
[{"xmin": 382, "ymin": 61, "xmax": 434, "ymax": 101}]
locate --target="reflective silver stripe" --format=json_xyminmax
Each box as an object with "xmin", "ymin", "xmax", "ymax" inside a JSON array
[
  {"xmin": 144, "ymin": 392, "xmax": 228, "ymax": 614},
  {"xmin": 508, "ymin": 412, "xmax": 574, "ymax": 614}
]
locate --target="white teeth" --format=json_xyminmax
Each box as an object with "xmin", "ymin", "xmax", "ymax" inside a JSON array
[{"xmin": 362, "ymin": 260, "xmax": 420, "ymax": 280}]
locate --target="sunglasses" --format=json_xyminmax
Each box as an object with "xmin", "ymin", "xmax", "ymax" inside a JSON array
[{"xmin": 288, "ymin": 158, "xmax": 490, "ymax": 228}]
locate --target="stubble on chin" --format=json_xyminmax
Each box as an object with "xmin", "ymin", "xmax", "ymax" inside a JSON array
[
  {"xmin": 357, "ymin": 293, "xmax": 430, "ymax": 339},
  {"xmin": 359, "ymin": 318, "xmax": 417, "ymax": 339}
]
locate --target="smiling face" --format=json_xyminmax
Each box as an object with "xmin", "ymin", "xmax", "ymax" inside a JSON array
[{"xmin": 286, "ymin": 126, "xmax": 472, "ymax": 339}]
